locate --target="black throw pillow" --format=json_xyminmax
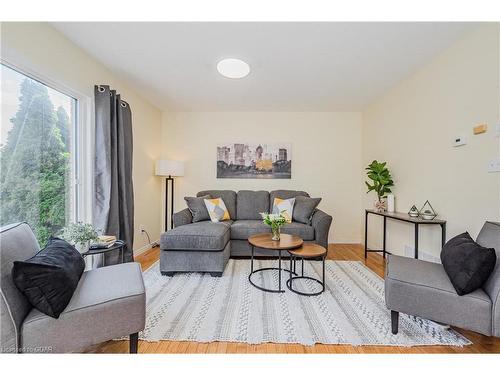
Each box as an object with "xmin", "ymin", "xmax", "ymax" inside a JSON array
[
  {"xmin": 440, "ymin": 232, "xmax": 496, "ymax": 296},
  {"xmin": 12, "ymin": 237, "xmax": 85, "ymax": 318}
]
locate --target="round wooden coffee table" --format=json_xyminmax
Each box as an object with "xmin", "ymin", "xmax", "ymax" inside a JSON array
[
  {"xmin": 287, "ymin": 243, "xmax": 327, "ymax": 296},
  {"xmin": 248, "ymin": 233, "xmax": 303, "ymax": 293}
]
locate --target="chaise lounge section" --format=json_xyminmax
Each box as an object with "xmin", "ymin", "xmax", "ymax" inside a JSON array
[{"xmin": 160, "ymin": 190, "xmax": 332, "ymax": 276}]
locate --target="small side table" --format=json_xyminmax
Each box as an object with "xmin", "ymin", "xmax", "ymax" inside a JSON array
[
  {"xmin": 81, "ymin": 240, "xmax": 126, "ymax": 268},
  {"xmin": 287, "ymin": 244, "xmax": 327, "ymax": 296},
  {"xmin": 248, "ymin": 233, "xmax": 303, "ymax": 293},
  {"xmin": 364, "ymin": 209, "xmax": 446, "ymax": 259}
]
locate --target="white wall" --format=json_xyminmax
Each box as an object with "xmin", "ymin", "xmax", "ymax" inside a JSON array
[
  {"xmin": 362, "ymin": 24, "xmax": 500, "ymax": 261},
  {"xmin": 161, "ymin": 111, "xmax": 363, "ymax": 243},
  {"xmin": 1, "ymin": 22, "xmax": 163, "ymax": 253}
]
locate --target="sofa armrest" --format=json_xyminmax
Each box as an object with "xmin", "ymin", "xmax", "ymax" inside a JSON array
[
  {"xmin": 173, "ymin": 208, "xmax": 192, "ymax": 228},
  {"xmin": 311, "ymin": 209, "xmax": 332, "ymax": 249}
]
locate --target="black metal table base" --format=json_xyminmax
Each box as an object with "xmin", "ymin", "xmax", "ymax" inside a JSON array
[
  {"xmin": 286, "ymin": 254, "xmax": 326, "ymax": 296},
  {"xmin": 248, "ymin": 246, "xmax": 297, "ymax": 293},
  {"xmin": 248, "ymin": 267, "xmax": 296, "ymax": 293}
]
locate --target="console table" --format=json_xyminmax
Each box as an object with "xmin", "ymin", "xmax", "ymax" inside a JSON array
[{"xmin": 364, "ymin": 209, "xmax": 446, "ymax": 259}]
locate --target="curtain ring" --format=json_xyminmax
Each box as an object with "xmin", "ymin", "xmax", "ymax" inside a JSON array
[
  {"xmin": 121, "ymin": 101, "xmax": 127, "ymax": 108},
  {"xmin": 97, "ymin": 85, "xmax": 106, "ymax": 93}
]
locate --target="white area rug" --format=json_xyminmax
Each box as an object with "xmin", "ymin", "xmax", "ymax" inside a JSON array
[{"xmin": 140, "ymin": 259, "xmax": 471, "ymax": 346}]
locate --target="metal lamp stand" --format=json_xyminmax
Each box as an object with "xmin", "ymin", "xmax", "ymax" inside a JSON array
[{"xmin": 165, "ymin": 175, "xmax": 174, "ymax": 231}]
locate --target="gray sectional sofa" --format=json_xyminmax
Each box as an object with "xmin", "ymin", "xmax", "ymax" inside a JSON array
[{"xmin": 160, "ymin": 190, "xmax": 333, "ymax": 276}]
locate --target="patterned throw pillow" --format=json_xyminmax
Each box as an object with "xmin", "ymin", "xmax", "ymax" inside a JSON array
[
  {"xmin": 204, "ymin": 198, "xmax": 231, "ymax": 222},
  {"xmin": 272, "ymin": 197, "xmax": 295, "ymax": 223}
]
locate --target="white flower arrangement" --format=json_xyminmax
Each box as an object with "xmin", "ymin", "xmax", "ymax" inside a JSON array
[{"xmin": 260, "ymin": 212, "xmax": 287, "ymax": 240}]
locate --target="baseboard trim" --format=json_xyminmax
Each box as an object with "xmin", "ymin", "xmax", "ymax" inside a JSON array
[
  {"xmin": 134, "ymin": 239, "xmax": 159, "ymax": 257},
  {"xmin": 132, "ymin": 242, "xmax": 360, "ymax": 256},
  {"xmin": 330, "ymin": 242, "xmax": 363, "ymax": 245}
]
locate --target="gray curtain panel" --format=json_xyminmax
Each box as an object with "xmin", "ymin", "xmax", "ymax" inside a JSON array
[{"xmin": 94, "ymin": 85, "xmax": 134, "ymax": 265}]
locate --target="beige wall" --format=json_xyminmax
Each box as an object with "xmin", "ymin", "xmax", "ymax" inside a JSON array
[
  {"xmin": 161, "ymin": 111, "xmax": 363, "ymax": 243},
  {"xmin": 1, "ymin": 22, "xmax": 163, "ymax": 253},
  {"xmin": 3, "ymin": 22, "xmax": 498, "ymax": 256},
  {"xmin": 362, "ymin": 24, "xmax": 500, "ymax": 261}
]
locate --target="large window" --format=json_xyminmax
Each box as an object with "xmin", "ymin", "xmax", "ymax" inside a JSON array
[{"xmin": 1, "ymin": 63, "xmax": 78, "ymax": 246}]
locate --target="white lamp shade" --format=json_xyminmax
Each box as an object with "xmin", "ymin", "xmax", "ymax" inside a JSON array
[{"xmin": 155, "ymin": 160, "xmax": 185, "ymax": 177}]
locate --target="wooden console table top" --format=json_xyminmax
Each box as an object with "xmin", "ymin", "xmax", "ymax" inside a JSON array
[{"xmin": 365, "ymin": 209, "xmax": 446, "ymax": 224}]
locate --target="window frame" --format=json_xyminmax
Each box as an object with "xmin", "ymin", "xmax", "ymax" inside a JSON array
[{"xmin": 0, "ymin": 57, "xmax": 93, "ymax": 225}]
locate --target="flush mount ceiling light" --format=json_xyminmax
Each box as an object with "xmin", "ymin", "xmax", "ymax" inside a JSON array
[{"xmin": 217, "ymin": 58, "xmax": 250, "ymax": 79}]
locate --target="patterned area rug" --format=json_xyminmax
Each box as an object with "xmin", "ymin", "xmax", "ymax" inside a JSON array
[{"xmin": 140, "ymin": 259, "xmax": 471, "ymax": 346}]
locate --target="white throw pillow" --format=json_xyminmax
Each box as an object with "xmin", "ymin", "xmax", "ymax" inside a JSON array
[
  {"xmin": 272, "ymin": 197, "xmax": 295, "ymax": 223},
  {"xmin": 204, "ymin": 198, "xmax": 231, "ymax": 222}
]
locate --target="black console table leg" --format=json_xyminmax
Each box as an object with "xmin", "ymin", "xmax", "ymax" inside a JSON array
[
  {"xmin": 414, "ymin": 224, "xmax": 419, "ymax": 259},
  {"xmin": 364, "ymin": 210, "xmax": 368, "ymax": 258},
  {"xmin": 383, "ymin": 216, "xmax": 387, "ymax": 258}
]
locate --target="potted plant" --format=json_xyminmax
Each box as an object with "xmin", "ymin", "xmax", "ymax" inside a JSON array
[
  {"xmin": 365, "ymin": 160, "xmax": 394, "ymax": 212},
  {"xmin": 260, "ymin": 212, "xmax": 287, "ymax": 241},
  {"xmin": 61, "ymin": 222, "xmax": 99, "ymax": 253}
]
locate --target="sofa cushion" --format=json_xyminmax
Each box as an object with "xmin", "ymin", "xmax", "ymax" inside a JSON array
[
  {"xmin": 269, "ymin": 190, "xmax": 309, "ymax": 210},
  {"xmin": 440, "ymin": 232, "xmax": 496, "ymax": 296},
  {"xmin": 385, "ymin": 255, "xmax": 492, "ymax": 336},
  {"xmin": 281, "ymin": 222, "xmax": 315, "ymax": 241},
  {"xmin": 21, "ymin": 262, "xmax": 145, "ymax": 353},
  {"xmin": 12, "ymin": 237, "xmax": 85, "ymax": 319},
  {"xmin": 236, "ymin": 190, "xmax": 269, "ymax": 220},
  {"xmin": 198, "ymin": 190, "xmax": 237, "ymax": 220},
  {"xmin": 161, "ymin": 221, "xmax": 231, "ymax": 251},
  {"xmin": 230, "ymin": 220, "xmax": 315, "ymax": 241}
]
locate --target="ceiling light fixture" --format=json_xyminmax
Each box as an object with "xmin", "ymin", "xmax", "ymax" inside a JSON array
[{"xmin": 217, "ymin": 58, "xmax": 250, "ymax": 79}]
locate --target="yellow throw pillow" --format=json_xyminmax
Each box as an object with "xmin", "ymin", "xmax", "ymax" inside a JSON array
[
  {"xmin": 272, "ymin": 197, "xmax": 295, "ymax": 223},
  {"xmin": 204, "ymin": 198, "xmax": 231, "ymax": 222}
]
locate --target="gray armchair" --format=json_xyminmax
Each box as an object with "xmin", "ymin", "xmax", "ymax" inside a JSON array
[
  {"xmin": 385, "ymin": 221, "xmax": 500, "ymax": 337},
  {"xmin": 0, "ymin": 223, "xmax": 146, "ymax": 353}
]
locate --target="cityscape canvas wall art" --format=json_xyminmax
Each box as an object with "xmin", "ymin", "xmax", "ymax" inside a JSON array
[{"xmin": 217, "ymin": 143, "xmax": 292, "ymax": 179}]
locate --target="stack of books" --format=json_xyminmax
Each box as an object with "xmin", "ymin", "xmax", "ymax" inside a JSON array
[{"xmin": 93, "ymin": 235, "xmax": 117, "ymax": 248}]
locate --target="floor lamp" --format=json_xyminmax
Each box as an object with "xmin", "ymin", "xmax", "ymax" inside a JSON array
[{"xmin": 155, "ymin": 160, "xmax": 185, "ymax": 231}]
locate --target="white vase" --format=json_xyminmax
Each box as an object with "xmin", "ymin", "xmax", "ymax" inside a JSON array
[{"xmin": 387, "ymin": 194, "xmax": 395, "ymax": 212}]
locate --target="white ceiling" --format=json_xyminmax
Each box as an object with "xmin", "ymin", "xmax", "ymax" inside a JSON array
[{"xmin": 52, "ymin": 22, "xmax": 477, "ymax": 112}]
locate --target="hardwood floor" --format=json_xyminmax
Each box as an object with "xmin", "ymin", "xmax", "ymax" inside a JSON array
[{"xmin": 87, "ymin": 244, "xmax": 500, "ymax": 354}]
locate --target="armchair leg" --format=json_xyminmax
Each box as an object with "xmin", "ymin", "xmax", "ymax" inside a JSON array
[
  {"xmin": 391, "ymin": 310, "xmax": 399, "ymax": 334},
  {"xmin": 130, "ymin": 332, "xmax": 139, "ymax": 353}
]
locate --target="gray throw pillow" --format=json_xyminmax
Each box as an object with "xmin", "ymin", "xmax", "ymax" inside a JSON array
[
  {"xmin": 185, "ymin": 195, "xmax": 211, "ymax": 222},
  {"xmin": 293, "ymin": 196, "xmax": 322, "ymax": 224}
]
